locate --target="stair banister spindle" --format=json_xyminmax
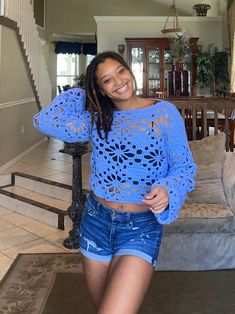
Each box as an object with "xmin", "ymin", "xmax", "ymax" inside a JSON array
[
  {"xmin": 0, "ymin": 0, "xmax": 5, "ymax": 16},
  {"xmin": 2, "ymin": 0, "xmax": 52, "ymax": 108},
  {"xmin": 24, "ymin": 4, "xmax": 29, "ymax": 55}
]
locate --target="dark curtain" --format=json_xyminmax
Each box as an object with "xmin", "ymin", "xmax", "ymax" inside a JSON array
[
  {"xmin": 82, "ymin": 43, "xmax": 97, "ymax": 55},
  {"xmin": 55, "ymin": 42, "xmax": 97, "ymax": 55},
  {"xmin": 55, "ymin": 42, "xmax": 82, "ymax": 54}
]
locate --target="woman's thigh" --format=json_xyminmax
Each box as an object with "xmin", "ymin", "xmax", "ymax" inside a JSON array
[
  {"xmin": 82, "ymin": 255, "xmax": 111, "ymax": 309},
  {"xmin": 98, "ymin": 255, "xmax": 154, "ymax": 314}
]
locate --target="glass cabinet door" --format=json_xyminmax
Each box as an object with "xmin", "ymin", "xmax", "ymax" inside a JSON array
[
  {"xmin": 148, "ymin": 49, "xmax": 160, "ymax": 96},
  {"xmin": 130, "ymin": 48, "xmax": 144, "ymax": 96},
  {"xmin": 163, "ymin": 48, "xmax": 173, "ymax": 91}
]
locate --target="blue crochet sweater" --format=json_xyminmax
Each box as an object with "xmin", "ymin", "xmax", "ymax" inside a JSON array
[{"xmin": 33, "ymin": 88, "xmax": 196, "ymax": 224}]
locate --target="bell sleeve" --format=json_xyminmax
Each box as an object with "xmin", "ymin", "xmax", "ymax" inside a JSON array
[
  {"xmin": 33, "ymin": 87, "xmax": 91, "ymax": 142},
  {"xmin": 152, "ymin": 102, "xmax": 197, "ymax": 224}
]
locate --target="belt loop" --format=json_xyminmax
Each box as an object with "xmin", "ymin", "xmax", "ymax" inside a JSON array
[
  {"xmin": 92, "ymin": 192, "xmax": 100, "ymax": 213},
  {"xmin": 96, "ymin": 200, "xmax": 101, "ymax": 213}
]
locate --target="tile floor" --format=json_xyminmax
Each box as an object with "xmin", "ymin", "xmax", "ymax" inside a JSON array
[{"xmin": 0, "ymin": 138, "xmax": 91, "ymax": 281}]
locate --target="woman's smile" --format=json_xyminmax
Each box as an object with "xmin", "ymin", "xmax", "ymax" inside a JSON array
[
  {"xmin": 114, "ymin": 82, "xmax": 129, "ymax": 94},
  {"xmin": 96, "ymin": 58, "xmax": 134, "ymax": 104}
]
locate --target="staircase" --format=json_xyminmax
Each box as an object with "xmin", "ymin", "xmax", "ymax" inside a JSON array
[
  {"xmin": 0, "ymin": 172, "xmax": 74, "ymax": 230},
  {"xmin": 0, "ymin": 0, "xmax": 52, "ymax": 108},
  {"xmin": 0, "ymin": 2, "xmax": 78, "ymax": 231}
]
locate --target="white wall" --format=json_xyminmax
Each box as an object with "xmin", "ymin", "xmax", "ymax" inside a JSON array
[
  {"xmin": 0, "ymin": 26, "xmax": 34, "ymax": 103},
  {"xmin": 0, "ymin": 26, "xmax": 44, "ymax": 167},
  {"xmin": 95, "ymin": 16, "xmax": 225, "ymax": 55}
]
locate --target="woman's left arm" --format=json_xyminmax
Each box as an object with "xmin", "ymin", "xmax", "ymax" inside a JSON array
[{"xmin": 143, "ymin": 102, "xmax": 197, "ymax": 224}]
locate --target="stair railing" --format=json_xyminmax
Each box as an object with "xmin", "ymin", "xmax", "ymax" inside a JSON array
[{"xmin": 0, "ymin": 0, "xmax": 51, "ymax": 108}]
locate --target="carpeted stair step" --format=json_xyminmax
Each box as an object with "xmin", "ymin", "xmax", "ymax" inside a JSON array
[{"xmin": 0, "ymin": 172, "xmax": 88, "ymax": 230}]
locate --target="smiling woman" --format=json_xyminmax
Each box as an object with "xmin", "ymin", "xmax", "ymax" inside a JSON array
[
  {"xmin": 33, "ymin": 50, "xmax": 196, "ymax": 314},
  {"xmin": 96, "ymin": 58, "xmax": 136, "ymax": 108}
]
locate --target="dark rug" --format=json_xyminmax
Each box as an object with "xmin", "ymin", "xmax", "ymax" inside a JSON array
[{"xmin": 0, "ymin": 253, "xmax": 235, "ymax": 314}]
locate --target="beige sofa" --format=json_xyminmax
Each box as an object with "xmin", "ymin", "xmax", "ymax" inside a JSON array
[{"xmin": 157, "ymin": 132, "xmax": 235, "ymax": 270}]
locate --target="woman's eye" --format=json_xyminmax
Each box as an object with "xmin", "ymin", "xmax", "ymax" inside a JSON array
[
  {"xmin": 119, "ymin": 68, "xmax": 126, "ymax": 74},
  {"xmin": 103, "ymin": 78, "xmax": 111, "ymax": 85}
]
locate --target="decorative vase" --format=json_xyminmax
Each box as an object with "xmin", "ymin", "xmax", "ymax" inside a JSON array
[
  {"xmin": 167, "ymin": 63, "xmax": 189, "ymax": 97},
  {"xmin": 175, "ymin": 61, "xmax": 184, "ymax": 71},
  {"xmin": 181, "ymin": 70, "xmax": 189, "ymax": 96}
]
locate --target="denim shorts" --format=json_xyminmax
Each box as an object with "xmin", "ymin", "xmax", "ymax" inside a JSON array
[{"xmin": 79, "ymin": 193, "xmax": 163, "ymax": 266}]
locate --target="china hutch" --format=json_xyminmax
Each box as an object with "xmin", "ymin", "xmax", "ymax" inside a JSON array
[{"xmin": 125, "ymin": 37, "xmax": 198, "ymax": 97}]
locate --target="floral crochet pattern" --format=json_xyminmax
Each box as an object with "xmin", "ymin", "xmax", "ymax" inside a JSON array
[
  {"xmin": 33, "ymin": 88, "xmax": 91, "ymax": 142},
  {"xmin": 33, "ymin": 88, "xmax": 196, "ymax": 224}
]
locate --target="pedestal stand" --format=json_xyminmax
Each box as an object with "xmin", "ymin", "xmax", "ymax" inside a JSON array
[{"xmin": 60, "ymin": 142, "xmax": 89, "ymax": 249}]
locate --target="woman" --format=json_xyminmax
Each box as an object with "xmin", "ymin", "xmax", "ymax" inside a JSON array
[{"xmin": 33, "ymin": 51, "xmax": 196, "ymax": 314}]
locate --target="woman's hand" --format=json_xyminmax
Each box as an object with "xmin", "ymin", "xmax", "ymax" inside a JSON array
[{"xmin": 142, "ymin": 186, "xmax": 169, "ymax": 214}]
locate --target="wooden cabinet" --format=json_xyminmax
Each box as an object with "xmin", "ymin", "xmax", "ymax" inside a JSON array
[{"xmin": 125, "ymin": 37, "xmax": 198, "ymax": 97}]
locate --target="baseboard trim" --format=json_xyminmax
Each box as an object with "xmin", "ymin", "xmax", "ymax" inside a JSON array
[
  {"xmin": 0, "ymin": 137, "xmax": 47, "ymax": 173},
  {"xmin": 0, "ymin": 97, "xmax": 36, "ymax": 109}
]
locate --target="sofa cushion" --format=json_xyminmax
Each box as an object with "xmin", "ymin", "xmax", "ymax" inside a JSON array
[
  {"xmin": 186, "ymin": 132, "xmax": 228, "ymax": 206},
  {"xmin": 188, "ymin": 132, "xmax": 226, "ymax": 166},
  {"xmin": 163, "ymin": 214, "xmax": 235, "ymax": 234}
]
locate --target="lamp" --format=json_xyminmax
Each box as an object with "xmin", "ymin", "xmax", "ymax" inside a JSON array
[
  {"xmin": 118, "ymin": 44, "xmax": 125, "ymax": 56},
  {"xmin": 161, "ymin": 0, "xmax": 183, "ymax": 37}
]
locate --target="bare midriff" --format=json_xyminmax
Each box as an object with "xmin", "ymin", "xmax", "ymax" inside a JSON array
[{"xmin": 94, "ymin": 194, "xmax": 149, "ymax": 212}]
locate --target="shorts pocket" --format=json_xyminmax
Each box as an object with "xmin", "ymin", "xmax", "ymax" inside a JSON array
[{"xmin": 83, "ymin": 196, "xmax": 99, "ymax": 217}]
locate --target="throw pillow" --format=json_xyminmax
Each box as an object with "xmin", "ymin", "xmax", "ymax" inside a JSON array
[{"xmin": 186, "ymin": 132, "xmax": 228, "ymax": 206}]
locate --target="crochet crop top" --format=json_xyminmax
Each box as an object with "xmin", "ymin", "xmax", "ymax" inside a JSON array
[{"xmin": 33, "ymin": 88, "xmax": 196, "ymax": 224}]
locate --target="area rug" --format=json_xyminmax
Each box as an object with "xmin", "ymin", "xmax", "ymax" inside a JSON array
[{"xmin": 0, "ymin": 253, "xmax": 235, "ymax": 314}]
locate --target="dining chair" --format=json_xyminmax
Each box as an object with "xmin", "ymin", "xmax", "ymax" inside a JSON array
[
  {"xmin": 57, "ymin": 85, "xmax": 62, "ymax": 94},
  {"xmin": 155, "ymin": 90, "xmax": 167, "ymax": 99}
]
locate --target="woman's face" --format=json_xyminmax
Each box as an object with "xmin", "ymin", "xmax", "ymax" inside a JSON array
[{"xmin": 95, "ymin": 58, "xmax": 134, "ymax": 103}]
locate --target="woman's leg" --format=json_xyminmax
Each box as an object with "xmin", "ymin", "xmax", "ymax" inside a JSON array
[
  {"xmin": 81, "ymin": 255, "xmax": 111, "ymax": 309},
  {"xmin": 97, "ymin": 255, "xmax": 154, "ymax": 314}
]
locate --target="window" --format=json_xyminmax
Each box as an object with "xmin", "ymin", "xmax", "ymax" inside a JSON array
[
  {"xmin": 57, "ymin": 54, "xmax": 79, "ymax": 88},
  {"xmin": 57, "ymin": 54, "xmax": 94, "ymax": 93},
  {"xmin": 86, "ymin": 54, "xmax": 95, "ymax": 67}
]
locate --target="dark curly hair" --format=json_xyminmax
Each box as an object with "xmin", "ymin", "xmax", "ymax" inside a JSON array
[{"xmin": 85, "ymin": 51, "xmax": 136, "ymax": 141}]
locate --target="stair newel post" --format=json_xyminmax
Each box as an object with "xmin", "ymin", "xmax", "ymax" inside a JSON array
[{"xmin": 60, "ymin": 142, "xmax": 89, "ymax": 249}]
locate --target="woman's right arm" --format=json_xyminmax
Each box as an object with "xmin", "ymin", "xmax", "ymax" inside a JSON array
[{"xmin": 33, "ymin": 88, "xmax": 91, "ymax": 143}]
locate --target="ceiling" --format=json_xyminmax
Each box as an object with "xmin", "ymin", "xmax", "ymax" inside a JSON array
[{"xmin": 152, "ymin": 0, "xmax": 227, "ymax": 16}]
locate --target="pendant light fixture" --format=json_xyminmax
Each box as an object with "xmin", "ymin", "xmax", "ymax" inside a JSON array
[{"xmin": 161, "ymin": 0, "xmax": 183, "ymax": 36}]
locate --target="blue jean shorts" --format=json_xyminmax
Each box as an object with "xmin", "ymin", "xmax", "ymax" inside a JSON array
[{"xmin": 79, "ymin": 192, "xmax": 163, "ymax": 266}]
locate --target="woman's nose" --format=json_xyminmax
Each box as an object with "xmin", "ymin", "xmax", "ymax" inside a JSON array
[{"xmin": 113, "ymin": 75, "xmax": 123, "ymax": 86}]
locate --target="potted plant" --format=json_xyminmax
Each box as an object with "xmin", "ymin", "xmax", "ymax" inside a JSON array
[
  {"xmin": 214, "ymin": 50, "xmax": 230, "ymax": 97},
  {"xmin": 196, "ymin": 44, "xmax": 230, "ymax": 96},
  {"xmin": 170, "ymin": 31, "xmax": 191, "ymax": 68},
  {"xmin": 196, "ymin": 50, "xmax": 213, "ymax": 89},
  {"xmin": 168, "ymin": 31, "xmax": 192, "ymax": 96},
  {"xmin": 73, "ymin": 73, "xmax": 85, "ymax": 87}
]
